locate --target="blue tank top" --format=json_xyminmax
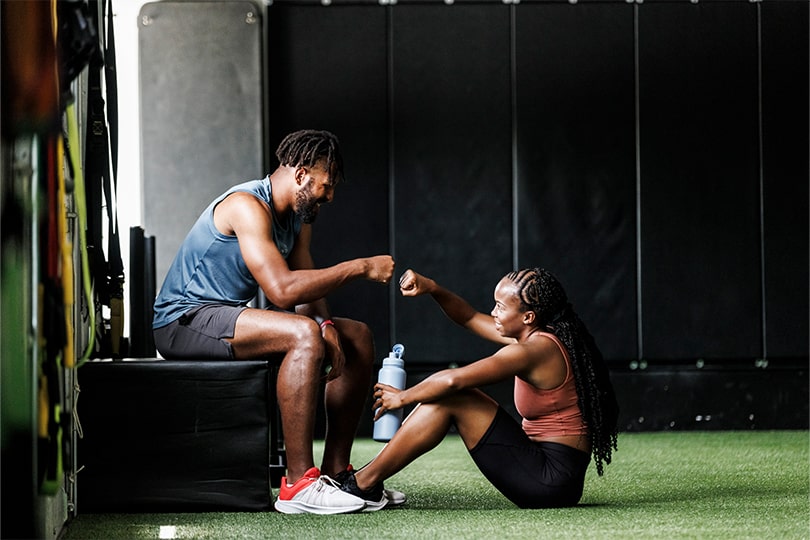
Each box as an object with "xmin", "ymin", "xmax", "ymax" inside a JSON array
[{"xmin": 152, "ymin": 176, "xmax": 301, "ymax": 329}]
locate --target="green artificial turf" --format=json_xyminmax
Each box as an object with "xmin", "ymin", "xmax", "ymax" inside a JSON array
[{"xmin": 62, "ymin": 431, "xmax": 809, "ymax": 539}]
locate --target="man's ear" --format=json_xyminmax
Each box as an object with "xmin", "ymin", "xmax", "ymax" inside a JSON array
[
  {"xmin": 295, "ymin": 166, "xmax": 308, "ymax": 184},
  {"xmin": 523, "ymin": 310, "xmax": 536, "ymax": 325}
]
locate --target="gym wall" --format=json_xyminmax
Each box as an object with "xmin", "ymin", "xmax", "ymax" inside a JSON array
[
  {"xmin": 265, "ymin": 0, "xmax": 809, "ymax": 431},
  {"xmin": 140, "ymin": 0, "xmax": 808, "ymax": 429},
  {"xmin": 265, "ymin": 0, "xmax": 808, "ymax": 364}
]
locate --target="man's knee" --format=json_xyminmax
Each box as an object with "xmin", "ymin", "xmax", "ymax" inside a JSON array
[
  {"xmin": 288, "ymin": 317, "xmax": 326, "ymax": 360},
  {"xmin": 339, "ymin": 319, "xmax": 374, "ymax": 368},
  {"xmin": 353, "ymin": 320, "xmax": 374, "ymax": 351}
]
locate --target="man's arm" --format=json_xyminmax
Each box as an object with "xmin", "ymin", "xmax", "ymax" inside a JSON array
[
  {"xmin": 289, "ymin": 224, "xmax": 331, "ymax": 322},
  {"xmin": 220, "ymin": 192, "xmax": 394, "ymax": 310},
  {"xmin": 287, "ymin": 224, "xmax": 347, "ymax": 379}
]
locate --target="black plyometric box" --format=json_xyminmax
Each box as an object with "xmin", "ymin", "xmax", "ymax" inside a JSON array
[{"xmin": 77, "ymin": 359, "xmax": 273, "ymax": 512}]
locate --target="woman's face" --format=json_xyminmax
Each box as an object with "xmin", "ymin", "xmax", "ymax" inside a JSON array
[{"xmin": 491, "ymin": 277, "xmax": 529, "ymax": 338}]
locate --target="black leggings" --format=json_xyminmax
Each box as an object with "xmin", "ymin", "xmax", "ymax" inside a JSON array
[{"xmin": 469, "ymin": 407, "xmax": 591, "ymax": 508}]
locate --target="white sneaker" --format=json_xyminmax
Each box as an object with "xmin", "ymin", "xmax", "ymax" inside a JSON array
[
  {"xmin": 384, "ymin": 488, "xmax": 407, "ymax": 507},
  {"xmin": 274, "ymin": 467, "xmax": 366, "ymax": 514}
]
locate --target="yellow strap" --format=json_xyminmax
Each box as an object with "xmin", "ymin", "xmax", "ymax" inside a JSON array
[
  {"xmin": 65, "ymin": 103, "xmax": 96, "ymax": 366},
  {"xmin": 56, "ymin": 133, "xmax": 76, "ymax": 368}
]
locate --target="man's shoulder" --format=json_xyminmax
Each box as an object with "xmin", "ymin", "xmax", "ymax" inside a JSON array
[
  {"xmin": 226, "ymin": 177, "xmax": 270, "ymax": 198},
  {"xmin": 219, "ymin": 190, "xmax": 271, "ymax": 218},
  {"xmin": 213, "ymin": 189, "xmax": 272, "ymax": 238}
]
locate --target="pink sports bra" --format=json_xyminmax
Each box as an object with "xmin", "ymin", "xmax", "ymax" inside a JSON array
[{"xmin": 513, "ymin": 332, "xmax": 587, "ymax": 438}]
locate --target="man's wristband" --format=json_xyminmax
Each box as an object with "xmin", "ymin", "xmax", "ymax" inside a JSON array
[{"xmin": 319, "ymin": 319, "xmax": 335, "ymax": 330}]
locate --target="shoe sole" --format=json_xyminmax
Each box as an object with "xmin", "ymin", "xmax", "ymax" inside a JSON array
[
  {"xmin": 360, "ymin": 495, "xmax": 389, "ymax": 512},
  {"xmin": 384, "ymin": 490, "xmax": 406, "ymax": 507},
  {"xmin": 274, "ymin": 499, "xmax": 366, "ymax": 515}
]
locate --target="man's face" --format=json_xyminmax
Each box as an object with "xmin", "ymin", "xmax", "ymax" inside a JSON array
[{"xmin": 294, "ymin": 163, "xmax": 336, "ymax": 224}]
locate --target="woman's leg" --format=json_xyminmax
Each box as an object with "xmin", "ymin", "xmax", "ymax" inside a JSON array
[{"xmin": 354, "ymin": 389, "xmax": 499, "ymax": 491}]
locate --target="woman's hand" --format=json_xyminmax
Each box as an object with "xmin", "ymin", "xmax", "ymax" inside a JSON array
[
  {"xmin": 372, "ymin": 382, "xmax": 405, "ymax": 421},
  {"xmin": 398, "ymin": 269, "xmax": 434, "ymax": 297}
]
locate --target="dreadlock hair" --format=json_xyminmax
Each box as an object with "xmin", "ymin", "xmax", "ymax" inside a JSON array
[
  {"xmin": 506, "ymin": 268, "xmax": 619, "ymax": 476},
  {"xmin": 275, "ymin": 129, "xmax": 344, "ymax": 184}
]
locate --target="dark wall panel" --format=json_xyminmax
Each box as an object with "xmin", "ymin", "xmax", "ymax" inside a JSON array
[
  {"xmin": 613, "ymin": 364, "xmax": 809, "ymax": 431},
  {"xmin": 638, "ymin": 3, "xmax": 761, "ymax": 359},
  {"xmin": 391, "ymin": 5, "xmax": 512, "ymax": 363},
  {"xmin": 515, "ymin": 4, "xmax": 637, "ymax": 361},
  {"xmin": 760, "ymin": 1, "xmax": 810, "ymax": 359},
  {"xmin": 267, "ymin": 6, "xmax": 391, "ymax": 350}
]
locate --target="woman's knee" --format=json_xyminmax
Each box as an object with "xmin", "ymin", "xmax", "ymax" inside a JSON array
[
  {"xmin": 411, "ymin": 390, "xmax": 487, "ymax": 420},
  {"xmin": 441, "ymin": 390, "xmax": 499, "ymax": 445},
  {"xmin": 443, "ymin": 388, "xmax": 496, "ymax": 410}
]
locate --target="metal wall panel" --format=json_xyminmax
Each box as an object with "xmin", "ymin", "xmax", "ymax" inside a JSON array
[{"xmin": 140, "ymin": 1, "xmax": 264, "ymax": 291}]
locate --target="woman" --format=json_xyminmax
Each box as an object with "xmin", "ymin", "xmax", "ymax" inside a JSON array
[{"xmin": 339, "ymin": 267, "xmax": 619, "ymax": 509}]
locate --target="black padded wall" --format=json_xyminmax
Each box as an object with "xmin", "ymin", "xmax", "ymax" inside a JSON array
[
  {"xmin": 132, "ymin": 1, "xmax": 809, "ymax": 435},
  {"xmin": 132, "ymin": 0, "xmax": 809, "ymax": 366},
  {"xmin": 262, "ymin": 0, "xmax": 807, "ymax": 364},
  {"xmin": 267, "ymin": 5, "xmax": 391, "ymax": 351},
  {"xmin": 390, "ymin": 4, "xmax": 512, "ymax": 362},
  {"xmin": 515, "ymin": 4, "xmax": 637, "ymax": 362},
  {"xmin": 638, "ymin": 3, "xmax": 762, "ymax": 360},
  {"xmin": 760, "ymin": 1, "xmax": 810, "ymax": 359}
]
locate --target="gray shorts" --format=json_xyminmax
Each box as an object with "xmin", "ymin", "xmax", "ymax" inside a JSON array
[{"xmin": 153, "ymin": 304, "xmax": 247, "ymax": 359}]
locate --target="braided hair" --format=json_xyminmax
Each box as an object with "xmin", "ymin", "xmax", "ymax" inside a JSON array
[
  {"xmin": 275, "ymin": 129, "xmax": 344, "ymax": 184},
  {"xmin": 506, "ymin": 268, "xmax": 619, "ymax": 476}
]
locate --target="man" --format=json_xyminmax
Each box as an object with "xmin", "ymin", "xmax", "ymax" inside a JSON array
[{"xmin": 153, "ymin": 130, "xmax": 395, "ymax": 514}]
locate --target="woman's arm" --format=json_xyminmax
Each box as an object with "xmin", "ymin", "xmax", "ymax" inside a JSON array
[
  {"xmin": 373, "ymin": 341, "xmax": 537, "ymax": 419},
  {"xmin": 399, "ymin": 269, "xmax": 513, "ymax": 345}
]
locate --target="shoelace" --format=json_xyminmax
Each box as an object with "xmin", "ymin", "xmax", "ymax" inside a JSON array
[{"xmin": 314, "ymin": 475, "xmax": 342, "ymax": 492}]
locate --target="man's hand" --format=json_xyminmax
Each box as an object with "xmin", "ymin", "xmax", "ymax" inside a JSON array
[
  {"xmin": 322, "ymin": 325, "xmax": 345, "ymax": 381},
  {"xmin": 365, "ymin": 255, "xmax": 396, "ymax": 284}
]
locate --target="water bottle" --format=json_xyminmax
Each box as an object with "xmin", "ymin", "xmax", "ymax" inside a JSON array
[{"xmin": 373, "ymin": 344, "xmax": 407, "ymax": 442}]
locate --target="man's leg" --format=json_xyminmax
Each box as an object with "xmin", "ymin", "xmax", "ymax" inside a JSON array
[
  {"xmin": 229, "ymin": 308, "xmax": 325, "ymax": 483},
  {"xmin": 320, "ymin": 318, "xmax": 375, "ymax": 477}
]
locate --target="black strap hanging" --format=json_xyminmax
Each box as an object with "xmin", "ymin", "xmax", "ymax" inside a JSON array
[{"xmin": 84, "ymin": 0, "xmax": 125, "ymax": 356}]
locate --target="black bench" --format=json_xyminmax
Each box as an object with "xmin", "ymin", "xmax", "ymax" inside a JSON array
[{"xmin": 77, "ymin": 358, "xmax": 286, "ymax": 512}]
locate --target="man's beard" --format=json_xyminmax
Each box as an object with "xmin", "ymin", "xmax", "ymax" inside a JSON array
[{"xmin": 294, "ymin": 182, "xmax": 320, "ymax": 224}]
